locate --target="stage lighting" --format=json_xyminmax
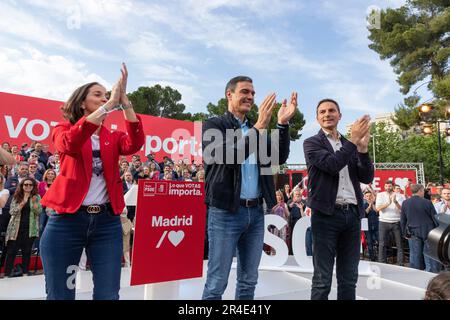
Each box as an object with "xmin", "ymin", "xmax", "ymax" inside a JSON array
[
  {"xmin": 418, "ymin": 104, "xmax": 433, "ymax": 114},
  {"xmin": 421, "ymin": 123, "xmax": 433, "ymax": 135}
]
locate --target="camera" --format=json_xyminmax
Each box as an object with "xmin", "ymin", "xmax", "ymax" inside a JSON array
[{"xmin": 427, "ymin": 214, "xmax": 450, "ymax": 265}]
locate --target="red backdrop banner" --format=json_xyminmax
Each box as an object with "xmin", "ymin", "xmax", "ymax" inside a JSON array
[
  {"xmin": 130, "ymin": 180, "xmax": 206, "ymax": 286},
  {"xmin": 372, "ymin": 169, "xmax": 417, "ymax": 192},
  {"xmin": 0, "ymin": 92, "xmax": 201, "ymax": 163},
  {"xmin": 287, "ymin": 169, "xmax": 418, "ymax": 195}
]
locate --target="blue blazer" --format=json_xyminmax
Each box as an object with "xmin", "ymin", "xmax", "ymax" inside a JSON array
[
  {"xmin": 303, "ymin": 130, "xmax": 374, "ymax": 218},
  {"xmin": 400, "ymin": 195, "xmax": 438, "ymax": 240}
]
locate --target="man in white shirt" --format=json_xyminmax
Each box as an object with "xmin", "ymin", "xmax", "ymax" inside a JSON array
[
  {"xmin": 376, "ymin": 180, "xmax": 405, "ymax": 265},
  {"xmin": 434, "ymin": 188, "xmax": 450, "ymax": 215}
]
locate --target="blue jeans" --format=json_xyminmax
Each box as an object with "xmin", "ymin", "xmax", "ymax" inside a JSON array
[
  {"xmin": 40, "ymin": 207, "xmax": 122, "ymax": 300},
  {"xmin": 408, "ymin": 237, "xmax": 441, "ymax": 273},
  {"xmin": 202, "ymin": 205, "xmax": 265, "ymax": 300},
  {"xmin": 311, "ymin": 206, "xmax": 361, "ymax": 300}
]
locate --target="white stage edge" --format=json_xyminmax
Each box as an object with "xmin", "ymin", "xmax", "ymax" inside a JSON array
[{"xmin": 0, "ymin": 257, "xmax": 436, "ymax": 300}]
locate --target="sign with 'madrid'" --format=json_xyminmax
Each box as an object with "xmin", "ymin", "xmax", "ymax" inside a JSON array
[{"xmin": 130, "ymin": 181, "xmax": 206, "ymax": 286}]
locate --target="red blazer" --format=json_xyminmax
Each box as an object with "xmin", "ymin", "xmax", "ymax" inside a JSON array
[{"xmin": 41, "ymin": 116, "xmax": 145, "ymax": 215}]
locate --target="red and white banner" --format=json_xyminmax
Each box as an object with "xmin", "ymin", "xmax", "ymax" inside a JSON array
[
  {"xmin": 130, "ymin": 180, "xmax": 206, "ymax": 286},
  {"xmin": 371, "ymin": 169, "xmax": 417, "ymax": 192},
  {"xmin": 0, "ymin": 92, "xmax": 201, "ymax": 163},
  {"xmin": 287, "ymin": 169, "xmax": 418, "ymax": 195}
]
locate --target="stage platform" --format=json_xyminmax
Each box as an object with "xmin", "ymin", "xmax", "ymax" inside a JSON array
[{"xmin": 0, "ymin": 257, "xmax": 435, "ymax": 300}]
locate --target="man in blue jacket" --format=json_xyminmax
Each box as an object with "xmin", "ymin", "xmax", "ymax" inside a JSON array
[
  {"xmin": 201, "ymin": 76, "xmax": 298, "ymax": 300},
  {"xmin": 400, "ymin": 184, "xmax": 441, "ymax": 273},
  {"xmin": 303, "ymin": 99, "xmax": 374, "ymax": 300}
]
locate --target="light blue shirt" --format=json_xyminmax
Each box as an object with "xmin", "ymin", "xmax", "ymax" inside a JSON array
[
  {"xmin": 434, "ymin": 201, "xmax": 450, "ymax": 215},
  {"xmin": 238, "ymin": 117, "xmax": 260, "ymax": 199}
]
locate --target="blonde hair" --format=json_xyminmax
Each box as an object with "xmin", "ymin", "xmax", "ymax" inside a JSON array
[
  {"xmin": 43, "ymin": 169, "xmax": 57, "ymax": 183},
  {"xmin": 276, "ymin": 190, "xmax": 284, "ymax": 201}
]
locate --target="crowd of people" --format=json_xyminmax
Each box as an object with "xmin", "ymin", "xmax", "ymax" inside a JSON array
[
  {"xmin": 268, "ymin": 179, "xmax": 450, "ymax": 274},
  {"xmin": 0, "ymin": 71, "xmax": 449, "ymax": 301},
  {"xmin": 0, "ymin": 140, "xmax": 205, "ymax": 278},
  {"xmin": 1, "ymin": 139, "xmax": 449, "ymax": 277}
]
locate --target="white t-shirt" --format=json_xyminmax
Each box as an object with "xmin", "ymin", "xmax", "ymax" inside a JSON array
[
  {"xmin": 82, "ymin": 135, "xmax": 110, "ymax": 205},
  {"xmin": 0, "ymin": 189, "xmax": 10, "ymax": 215},
  {"xmin": 376, "ymin": 191, "xmax": 405, "ymax": 223}
]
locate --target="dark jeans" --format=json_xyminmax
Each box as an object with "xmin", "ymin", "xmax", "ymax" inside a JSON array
[
  {"xmin": 364, "ymin": 228, "xmax": 378, "ymax": 261},
  {"xmin": 40, "ymin": 207, "xmax": 122, "ymax": 300},
  {"xmin": 311, "ymin": 205, "xmax": 361, "ymax": 300},
  {"xmin": 306, "ymin": 227, "xmax": 313, "ymax": 256},
  {"xmin": 36, "ymin": 209, "xmax": 49, "ymax": 251},
  {"xmin": 408, "ymin": 237, "xmax": 442, "ymax": 273},
  {"xmin": 378, "ymin": 221, "xmax": 403, "ymax": 265},
  {"xmin": 4, "ymin": 230, "xmax": 35, "ymax": 276},
  {"xmin": 126, "ymin": 206, "xmax": 135, "ymax": 222}
]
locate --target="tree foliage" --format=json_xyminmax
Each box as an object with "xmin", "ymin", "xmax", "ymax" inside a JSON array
[
  {"xmin": 368, "ymin": 0, "xmax": 449, "ymax": 97},
  {"xmin": 127, "ymin": 85, "xmax": 305, "ymax": 141},
  {"xmin": 128, "ymin": 85, "xmax": 188, "ymax": 120},
  {"xmin": 369, "ymin": 121, "xmax": 450, "ymax": 183},
  {"xmin": 369, "ymin": 122, "xmax": 403, "ymax": 162},
  {"xmin": 368, "ymin": 0, "xmax": 449, "ymax": 129}
]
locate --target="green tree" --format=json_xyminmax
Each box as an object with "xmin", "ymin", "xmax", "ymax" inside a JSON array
[
  {"xmin": 392, "ymin": 95, "xmax": 421, "ymax": 130},
  {"xmin": 368, "ymin": 121, "xmax": 450, "ymax": 182},
  {"xmin": 268, "ymin": 102, "xmax": 305, "ymax": 141},
  {"xmin": 368, "ymin": 122, "xmax": 403, "ymax": 163},
  {"xmin": 189, "ymin": 112, "xmax": 209, "ymax": 122},
  {"xmin": 396, "ymin": 131, "xmax": 450, "ymax": 183},
  {"xmin": 127, "ymin": 85, "xmax": 190, "ymax": 120},
  {"xmin": 368, "ymin": 0, "xmax": 449, "ymax": 97},
  {"xmin": 368, "ymin": 0, "xmax": 450, "ymax": 129}
]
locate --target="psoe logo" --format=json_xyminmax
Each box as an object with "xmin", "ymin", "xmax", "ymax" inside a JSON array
[{"xmin": 143, "ymin": 182, "xmax": 156, "ymax": 196}]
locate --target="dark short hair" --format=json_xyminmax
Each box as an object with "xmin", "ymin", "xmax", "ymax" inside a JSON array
[
  {"xmin": 424, "ymin": 272, "xmax": 450, "ymax": 300},
  {"xmin": 384, "ymin": 180, "xmax": 393, "ymax": 185},
  {"xmin": 411, "ymin": 184, "xmax": 424, "ymax": 194},
  {"xmin": 316, "ymin": 98, "xmax": 341, "ymax": 115},
  {"xmin": 61, "ymin": 82, "xmax": 102, "ymax": 124},
  {"xmin": 225, "ymin": 76, "xmax": 253, "ymax": 98}
]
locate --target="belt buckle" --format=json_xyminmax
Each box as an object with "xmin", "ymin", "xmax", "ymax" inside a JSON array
[
  {"xmin": 246, "ymin": 199, "xmax": 250, "ymax": 207},
  {"xmin": 87, "ymin": 205, "xmax": 101, "ymax": 214}
]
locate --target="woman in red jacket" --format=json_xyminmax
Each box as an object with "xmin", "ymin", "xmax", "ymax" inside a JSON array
[{"xmin": 40, "ymin": 63, "xmax": 145, "ymax": 300}]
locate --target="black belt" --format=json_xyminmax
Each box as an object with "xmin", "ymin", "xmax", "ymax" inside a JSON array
[
  {"xmin": 334, "ymin": 203, "xmax": 357, "ymax": 211},
  {"xmin": 79, "ymin": 203, "xmax": 112, "ymax": 214},
  {"xmin": 240, "ymin": 198, "xmax": 263, "ymax": 208}
]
